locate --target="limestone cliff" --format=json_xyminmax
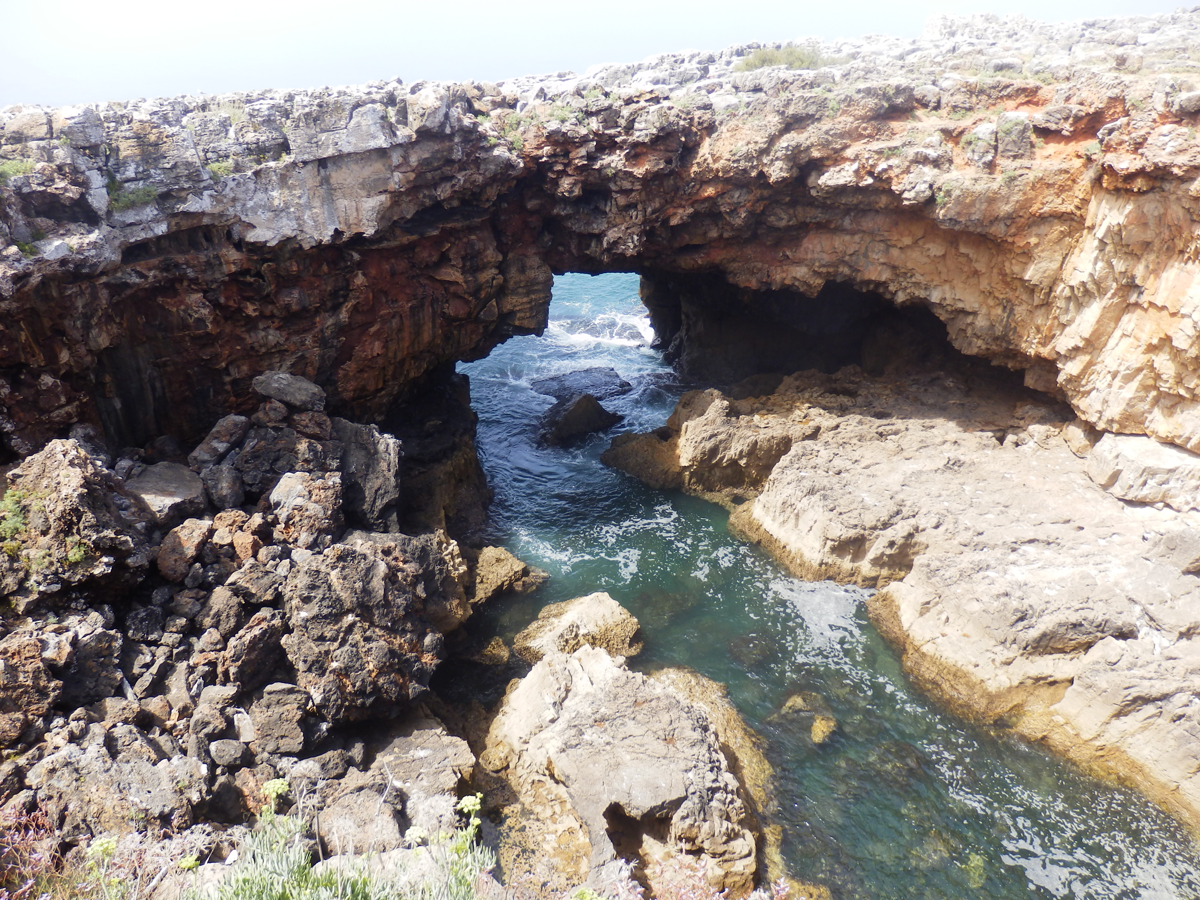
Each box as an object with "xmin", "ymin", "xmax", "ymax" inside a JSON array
[{"xmin": 4, "ymin": 9, "xmax": 1200, "ymax": 457}]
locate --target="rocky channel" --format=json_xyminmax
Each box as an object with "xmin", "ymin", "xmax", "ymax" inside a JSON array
[{"xmin": 3, "ymin": 5, "xmax": 1200, "ymax": 897}]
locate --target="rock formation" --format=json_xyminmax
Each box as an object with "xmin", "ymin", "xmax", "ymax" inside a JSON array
[
  {"xmin": 5, "ymin": 9, "xmax": 1200, "ymax": 457},
  {"xmin": 6, "ymin": 4, "xmax": 1200, "ymax": 891},
  {"xmin": 481, "ymin": 644, "xmax": 759, "ymax": 895},
  {"xmin": 605, "ymin": 362, "xmax": 1200, "ymax": 835},
  {"xmin": 0, "ymin": 373, "xmax": 522, "ymax": 846}
]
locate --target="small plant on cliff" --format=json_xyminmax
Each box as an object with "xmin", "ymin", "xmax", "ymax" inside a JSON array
[
  {"xmin": 106, "ymin": 181, "xmax": 160, "ymax": 213},
  {"xmin": 0, "ymin": 490, "xmax": 28, "ymax": 542},
  {"xmin": 193, "ymin": 791, "xmax": 498, "ymax": 900},
  {"xmin": 0, "ymin": 159, "xmax": 36, "ymax": 185},
  {"xmin": 206, "ymin": 160, "xmax": 234, "ymax": 180},
  {"xmin": 735, "ymin": 45, "xmax": 845, "ymax": 72}
]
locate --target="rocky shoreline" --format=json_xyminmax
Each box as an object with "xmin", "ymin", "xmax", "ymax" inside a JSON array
[
  {"xmin": 4, "ymin": 5, "xmax": 1200, "ymax": 896},
  {"xmin": 604, "ymin": 354, "xmax": 1200, "ymax": 838}
]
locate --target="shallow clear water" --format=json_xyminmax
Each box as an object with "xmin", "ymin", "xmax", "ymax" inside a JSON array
[{"xmin": 459, "ymin": 273, "xmax": 1200, "ymax": 899}]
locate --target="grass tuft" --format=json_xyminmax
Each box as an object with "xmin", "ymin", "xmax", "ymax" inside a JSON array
[{"xmin": 735, "ymin": 46, "xmax": 845, "ymax": 72}]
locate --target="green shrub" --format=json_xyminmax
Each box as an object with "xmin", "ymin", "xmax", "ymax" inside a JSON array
[
  {"xmin": 207, "ymin": 160, "xmax": 234, "ymax": 180},
  {"xmin": 107, "ymin": 181, "xmax": 160, "ymax": 212},
  {"xmin": 0, "ymin": 159, "xmax": 36, "ymax": 185},
  {"xmin": 191, "ymin": 794, "xmax": 497, "ymax": 900},
  {"xmin": 0, "ymin": 490, "xmax": 28, "ymax": 541},
  {"xmin": 735, "ymin": 46, "xmax": 844, "ymax": 72}
]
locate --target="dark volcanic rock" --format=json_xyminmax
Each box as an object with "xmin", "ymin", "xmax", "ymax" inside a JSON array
[
  {"xmin": 541, "ymin": 394, "xmax": 623, "ymax": 446},
  {"xmin": 0, "ymin": 440, "xmax": 153, "ymax": 612},
  {"xmin": 252, "ymin": 372, "xmax": 327, "ymax": 412},
  {"xmin": 331, "ymin": 418, "xmax": 403, "ymax": 532},
  {"xmin": 530, "ymin": 367, "xmax": 633, "ymax": 403},
  {"xmin": 280, "ymin": 544, "xmax": 440, "ymax": 723}
]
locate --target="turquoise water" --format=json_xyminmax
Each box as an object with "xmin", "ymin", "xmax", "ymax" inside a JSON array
[{"xmin": 459, "ymin": 273, "xmax": 1200, "ymax": 899}]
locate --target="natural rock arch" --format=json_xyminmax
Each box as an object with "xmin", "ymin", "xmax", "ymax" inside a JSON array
[{"xmin": 3, "ymin": 18, "xmax": 1200, "ymax": 457}]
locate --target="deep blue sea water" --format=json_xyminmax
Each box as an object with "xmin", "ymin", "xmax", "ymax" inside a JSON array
[{"xmin": 459, "ymin": 273, "xmax": 1200, "ymax": 899}]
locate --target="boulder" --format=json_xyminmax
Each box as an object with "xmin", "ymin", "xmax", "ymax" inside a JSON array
[
  {"xmin": 317, "ymin": 788, "xmax": 405, "ymax": 856},
  {"xmin": 219, "ymin": 609, "xmax": 286, "ymax": 692},
  {"xmin": 188, "ymin": 414, "xmax": 251, "ymax": 469},
  {"xmin": 346, "ymin": 529, "xmax": 471, "ymax": 632},
  {"xmin": 126, "ymin": 462, "xmax": 208, "ymax": 528},
  {"xmin": 0, "ymin": 440, "xmax": 153, "ymax": 611},
  {"xmin": 541, "ymin": 394, "xmax": 623, "ymax": 446},
  {"xmin": 996, "ymin": 111, "xmax": 1032, "ymax": 159},
  {"xmin": 281, "ymin": 545, "xmax": 440, "ymax": 723},
  {"xmin": 248, "ymin": 683, "xmax": 311, "ymax": 755},
  {"xmin": 470, "ymin": 545, "xmax": 543, "ymax": 604},
  {"xmin": 331, "ymin": 418, "xmax": 403, "ymax": 531},
  {"xmin": 1086, "ymin": 433, "xmax": 1200, "ymax": 511},
  {"xmin": 482, "ymin": 646, "xmax": 757, "ymax": 894},
  {"xmin": 513, "ymin": 592, "xmax": 643, "ymax": 663},
  {"xmin": 57, "ymin": 617, "xmax": 123, "ymax": 707},
  {"xmin": 251, "ymin": 372, "xmax": 326, "ymax": 411},
  {"xmin": 27, "ymin": 730, "xmax": 208, "ymax": 838},
  {"xmin": 0, "ymin": 632, "xmax": 62, "ymax": 747},
  {"xmin": 369, "ymin": 714, "xmax": 475, "ymax": 837},
  {"xmin": 268, "ymin": 472, "xmax": 343, "ymax": 549},
  {"xmin": 530, "ymin": 367, "xmax": 633, "ymax": 402},
  {"xmin": 157, "ymin": 518, "xmax": 213, "ymax": 582},
  {"xmin": 201, "ymin": 465, "xmax": 245, "ymax": 510}
]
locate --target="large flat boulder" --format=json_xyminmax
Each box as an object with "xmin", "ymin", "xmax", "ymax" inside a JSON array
[
  {"xmin": 482, "ymin": 646, "xmax": 757, "ymax": 895},
  {"xmin": 1086, "ymin": 432, "xmax": 1200, "ymax": 511}
]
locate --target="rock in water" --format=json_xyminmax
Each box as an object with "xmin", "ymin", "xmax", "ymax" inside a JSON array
[
  {"xmin": 541, "ymin": 394, "xmax": 623, "ymax": 446},
  {"xmin": 482, "ymin": 646, "xmax": 757, "ymax": 894},
  {"xmin": 513, "ymin": 592, "xmax": 643, "ymax": 663},
  {"xmin": 530, "ymin": 368, "xmax": 633, "ymax": 402}
]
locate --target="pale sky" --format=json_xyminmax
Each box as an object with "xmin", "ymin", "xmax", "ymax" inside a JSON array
[{"xmin": 1, "ymin": 0, "xmax": 1185, "ymax": 108}]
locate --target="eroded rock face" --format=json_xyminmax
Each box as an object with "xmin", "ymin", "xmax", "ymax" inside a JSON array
[
  {"xmin": 482, "ymin": 645, "xmax": 758, "ymax": 895},
  {"xmin": 5, "ymin": 10, "xmax": 1200, "ymax": 457},
  {"xmin": 607, "ymin": 365, "xmax": 1200, "ymax": 834}
]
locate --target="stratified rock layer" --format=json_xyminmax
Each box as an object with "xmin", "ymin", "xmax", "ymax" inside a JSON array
[{"xmin": 6, "ymin": 10, "xmax": 1200, "ymax": 455}]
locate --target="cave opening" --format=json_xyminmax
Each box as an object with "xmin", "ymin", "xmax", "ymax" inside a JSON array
[{"xmin": 632, "ymin": 269, "xmax": 1046, "ymax": 403}]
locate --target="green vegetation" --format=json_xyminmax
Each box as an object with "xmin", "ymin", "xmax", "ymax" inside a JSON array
[
  {"xmin": 106, "ymin": 179, "xmax": 160, "ymax": 212},
  {"xmin": 735, "ymin": 45, "xmax": 845, "ymax": 72},
  {"xmin": 549, "ymin": 103, "xmax": 585, "ymax": 124},
  {"xmin": 0, "ymin": 490, "xmax": 28, "ymax": 541},
  {"xmin": 207, "ymin": 160, "xmax": 234, "ymax": 180},
  {"xmin": 66, "ymin": 540, "xmax": 88, "ymax": 566},
  {"xmin": 218, "ymin": 101, "xmax": 246, "ymax": 124},
  {"xmin": 0, "ymin": 159, "xmax": 36, "ymax": 185},
  {"xmin": 16, "ymin": 241, "xmax": 37, "ymax": 257},
  {"xmin": 190, "ymin": 791, "xmax": 497, "ymax": 900}
]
